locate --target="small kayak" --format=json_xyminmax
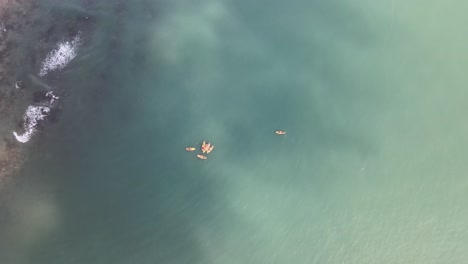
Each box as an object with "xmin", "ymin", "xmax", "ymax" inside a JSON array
[
  {"xmin": 275, "ymin": 130, "xmax": 286, "ymax": 135},
  {"xmin": 201, "ymin": 141, "xmax": 206, "ymax": 153},
  {"xmin": 185, "ymin": 147, "xmax": 196, "ymax": 151},
  {"xmin": 206, "ymin": 145, "xmax": 214, "ymax": 154},
  {"xmin": 197, "ymin": 154, "xmax": 207, "ymax": 160}
]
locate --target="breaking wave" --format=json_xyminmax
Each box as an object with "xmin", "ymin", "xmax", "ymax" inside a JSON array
[
  {"xmin": 13, "ymin": 91, "xmax": 59, "ymax": 143},
  {"xmin": 13, "ymin": 106, "xmax": 51, "ymax": 143},
  {"xmin": 39, "ymin": 32, "xmax": 81, "ymax": 77}
]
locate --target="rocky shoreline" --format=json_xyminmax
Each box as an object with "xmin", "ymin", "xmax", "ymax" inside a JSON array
[
  {"xmin": 0, "ymin": 0, "xmax": 97, "ymax": 182},
  {"xmin": 0, "ymin": 0, "xmax": 39, "ymax": 181}
]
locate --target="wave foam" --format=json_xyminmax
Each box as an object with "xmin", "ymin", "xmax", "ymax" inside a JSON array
[
  {"xmin": 45, "ymin": 91, "xmax": 59, "ymax": 106},
  {"xmin": 13, "ymin": 106, "xmax": 51, "ymax": 143},
  {"xmin": 39, "ymin": 33, "xmax": 81, "ymax": 77}
]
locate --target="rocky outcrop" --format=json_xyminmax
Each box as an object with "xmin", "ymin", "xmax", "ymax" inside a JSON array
[{"xmin": 0, "ymin": 0, "xmax": 38, "ymax": 179}]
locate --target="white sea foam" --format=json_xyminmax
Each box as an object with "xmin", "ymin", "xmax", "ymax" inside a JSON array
[
  {"xmin": 39, "ymin": 33, "xmax": 81, "ymax": 76},
  {"xmin": 13, "ymin": 106, "xmax": 51, "ymax": 143},
  {"xmin": 45, "ymin": 91, "xmax": 60, "ymax": 106}
]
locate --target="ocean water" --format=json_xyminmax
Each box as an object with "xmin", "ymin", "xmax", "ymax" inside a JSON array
[{"xmin": 1, "ymin": 0, "xmax": 468, "ymax": 263}]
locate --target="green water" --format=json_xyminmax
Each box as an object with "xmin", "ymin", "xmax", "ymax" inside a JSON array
[{"xmin": 1, "ymin": 0, "xmax": 468, "ymax": 263}]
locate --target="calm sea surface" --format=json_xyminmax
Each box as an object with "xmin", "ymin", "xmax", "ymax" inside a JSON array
[{"xmin": 1, "ymin": 0, "xmax": 468, "ymax": 263}]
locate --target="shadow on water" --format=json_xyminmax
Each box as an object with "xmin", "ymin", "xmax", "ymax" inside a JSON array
[{"xmin": 1, "ymin": 0, "xmax": 378, "ymax": 263}]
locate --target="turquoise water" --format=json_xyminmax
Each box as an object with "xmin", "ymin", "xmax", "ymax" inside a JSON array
[{"xmin": 2, "ymin": 0, "xmax": 468, "ymax": 263}]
